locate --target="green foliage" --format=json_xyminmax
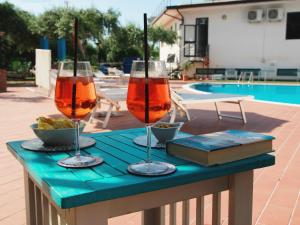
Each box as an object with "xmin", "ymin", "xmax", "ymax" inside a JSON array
[
  {"xmin": 85, "ymin": 43, "xmax": 98, "ymax": 66},
  {"xmin": 0, "ymin": 2, "xmax": 38, "ymax": 68},
  {"xmin": 151, "ymin": 47, "xmax": 160, "ymax": 59},
  {"xmin": 181, "ymin": 60, "xmax": 192, "ymax": 72},
  {"xmin": 9, "ymin": 60, "xmax": 31, "ymax": 73},
  {"xmin": 106, "ymin": 24, "xmax": 177, "ymax": 61},
  {"xmin": 106, "ymin": 24, "xmax": 143, "ymax": 62},
  {"xmin": 32, "ymin": 7, "xmax": 119, "ymax": 41},
  {"xmin": 148, "ymin": 26, "xmax": 177, "ymax": 51},
  {"xmin": 0, "ymin": 2, "xmax": 178, "ymax": 71},
  {"xmin": 31, "ymin": 6, "xmax": 121, "ymax": 62},
  {"xmin": 104, "ymin": 8, "xmax": 121, "ymax": 34}
]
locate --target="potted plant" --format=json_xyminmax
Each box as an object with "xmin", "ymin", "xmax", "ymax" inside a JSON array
[{"xmin": 181, "ymin": 60, "xmax": 192, "ymax": 81}]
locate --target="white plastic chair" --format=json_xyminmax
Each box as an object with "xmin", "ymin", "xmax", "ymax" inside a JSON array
[
  {"xmin": 261, "ymin": 65, "xmax": 277, "ymax": 81},
  {"xmin": 89, "ymin": 86, "xmax": 127, "ymax": 128},
  {"xmin": 225, "ymin": 69, "xmax": 238, "ymax": 80}
]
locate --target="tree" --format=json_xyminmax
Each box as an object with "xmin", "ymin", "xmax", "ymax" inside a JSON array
[
  {"xmin": 32, "ymin": 7, "xmax": 121, "ymax": 62},
  {"xmin": 0, "ymin": 2, "xmax": 38, "ymax": 68},
  {"xmin": 106, "ymin": 24, "xmax": 143, "ymax": 62},
  {"xmin": 105, "ymin": 24, "xmax": 177, "ymax": 62},
  {"xmin": 148, "ymin": 26, "xmax": 177, "ymax": 52},
  {"xmin": 0, "ymin": 2, "xmax": 178, "ymax": 70}
]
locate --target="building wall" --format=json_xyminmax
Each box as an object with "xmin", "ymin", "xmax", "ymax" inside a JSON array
[
  {"xmin": 159, "ymin": 21, "xmax": 181, "ymax": 71},
  {"xmin": 159, "ymin": 1, "xmax": 300, "ymax": 71}
]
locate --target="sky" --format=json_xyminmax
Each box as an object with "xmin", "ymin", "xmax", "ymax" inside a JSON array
[{"xmin": 3, "ymin": 0, "xmax": 206, "ymax": 26}]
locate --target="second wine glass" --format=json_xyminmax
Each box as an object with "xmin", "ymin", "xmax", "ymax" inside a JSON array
[{"xmin": 126, "ymin": 60, "xmax": 176, "ymax": 176}]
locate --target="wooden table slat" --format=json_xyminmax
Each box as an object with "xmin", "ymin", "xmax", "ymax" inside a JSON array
[
  {"xmin": 94, "ymin": 135, "xmax": 184, "ymax": 165},
  {"xmin": 90, "ymin": 163, "xmax": 124, "ymax": 178},
  {"xmin": 48, "ymin": 152, "xmax": 104, "ymax": 182},
  {"xmin": 48, "ymin": 147, "xmax": 124, "ymax": 179},
  {"xmin": 109, "ymin": 133, "xmax": 189, "ymax": 164},
  {"xmin": 94, "ymin": 140, "xmax": 145, "ymax": 164},
  {"xmin": 87, "ymin": 128, "xmax": 144, "ymax": 138},
  {"xmin": 84, "ymin": 146, "xmax": 129, "ymax": 173}
]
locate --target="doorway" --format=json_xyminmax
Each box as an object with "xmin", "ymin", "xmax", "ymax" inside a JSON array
[{"xmin": 195, "ymin": 18, "xmax": 209, "ymax": 57}]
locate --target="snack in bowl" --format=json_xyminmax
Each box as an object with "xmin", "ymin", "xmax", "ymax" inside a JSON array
[
  {"xmin": 151, "ymin": 122, "xmax": 183, "ymax": 144},
  {"xmin": 32, "ymin": 117, "xmax": 85, "ymax": 146},
  {"xmin": 37, "ymin": 117, "xmax": 75, "ymax": 129}
]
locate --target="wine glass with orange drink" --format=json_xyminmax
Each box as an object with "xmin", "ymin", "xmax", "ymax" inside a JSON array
[
  {"xmin": 126, "ymin": 60, "xmax": 176, "ymax": 176},
  {"xmin": 55, "ymin": 61, "xmax": 103, "ymax": 168}
]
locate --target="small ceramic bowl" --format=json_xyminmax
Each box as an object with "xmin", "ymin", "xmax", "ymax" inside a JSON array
[
  {"xmin": 151, "ymin": 122, "xmax": 183, "ymax": 144},
  {"xmin": 31, "ymin": 123, "xmax": 85, "ymax": 146}
]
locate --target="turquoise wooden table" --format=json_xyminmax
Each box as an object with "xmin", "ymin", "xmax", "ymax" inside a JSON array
[{"xmin": 7, "ymin": 128, "xmax": 275, "ymax": 225}]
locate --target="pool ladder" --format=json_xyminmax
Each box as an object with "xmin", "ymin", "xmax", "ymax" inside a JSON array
[{"xmin": 238, "ymin": 72, "xmax": 254, "ymax": 85}]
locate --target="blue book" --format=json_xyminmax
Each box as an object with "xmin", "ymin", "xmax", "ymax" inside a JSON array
[{"xmin": 166, "ymin": 130, "xmax": 274, "ymax": 166}]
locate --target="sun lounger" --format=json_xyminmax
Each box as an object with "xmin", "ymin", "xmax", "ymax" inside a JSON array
[
  {"xmin": 108, "ymin": 67, "xmax": 125, "ymax": 76},
  {"xmin": 94, "ymin": 69, "xmax": 129, "ymax": 85},
  {"xmin": 89, "ymin": 88, "xmax": 127, "ymax": 128},
  {"xmin": 170, "ymin": 90, "xmax": 253, "ymax": 124},
  {"xmin": 94, "ymin": 70, "xmax": 120, "ymax": 80},
  {"xmin": 90, "ymin": 86, "xmax": 252, "ymax": 128}
]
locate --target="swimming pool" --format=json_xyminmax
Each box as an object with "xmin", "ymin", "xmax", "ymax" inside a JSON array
[{"xmin": 190, "ymin": 83, "xmax": 300, "ymax": 105}]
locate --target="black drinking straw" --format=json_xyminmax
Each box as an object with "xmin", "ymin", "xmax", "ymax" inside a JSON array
[
  {"xmin": 144, "ymin": 13, "xmax": 149, "ymax": 124},
  {"xmin": 71, "ymin": 17, "xmax": 78, "ymax": 117}
]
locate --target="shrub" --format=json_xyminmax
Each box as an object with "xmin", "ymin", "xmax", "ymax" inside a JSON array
[{"xmin": 8, "ymin": 60, "xmax": 32, "ymax": 79}]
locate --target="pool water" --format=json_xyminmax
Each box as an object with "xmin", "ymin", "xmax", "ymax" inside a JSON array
[{"xmin": 190, "ymin": 83, "xmax": 300, "ymax": 105}]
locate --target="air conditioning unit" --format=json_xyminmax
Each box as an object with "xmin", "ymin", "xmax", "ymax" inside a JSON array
[
  {"xmin": 267, "ymin": 8, "xmax": 284, "ymax": 22},
  {"xmin": 248, "ymin": 9, "xmax": 264, "ymax": 23}
]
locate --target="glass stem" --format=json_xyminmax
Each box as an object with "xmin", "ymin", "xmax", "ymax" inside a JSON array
[
  {"xmin": 74, "ymin": 120, "xmax": 80, "ymax": 158},
  {"xmin": 146, "ymin": 125, "xmax": 152, "ymax": 163}
]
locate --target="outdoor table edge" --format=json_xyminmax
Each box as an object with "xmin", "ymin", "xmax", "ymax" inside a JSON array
[
  {"xmin": 6, "ymin": 142, "xmax": 275, "ymax": 209},
  {"xmin": 6, "ymin": 129, "xmax": 275, "ymax": 209}
]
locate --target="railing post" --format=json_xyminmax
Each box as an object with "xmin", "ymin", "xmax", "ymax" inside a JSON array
[
  {"xmin": 143, "ymin": 206, "xmax": 165, "ymax": 225},
  {"xmin": 24, "ymin": 171, "xmax": 37, "ymax": 225}
]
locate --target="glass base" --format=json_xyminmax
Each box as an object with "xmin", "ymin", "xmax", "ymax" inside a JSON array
[
  {"xmin": 128, "ymin": 161, "xmax": 176, "ymax": 176},
  {"xmin": 57, "ymin": 155, "xmax": 104, "ymax": 168}
]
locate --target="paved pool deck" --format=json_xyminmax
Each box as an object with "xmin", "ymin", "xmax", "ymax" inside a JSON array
[{"xmin": 0, "ymin": 83, "xmax": 300, "ymax": 225}]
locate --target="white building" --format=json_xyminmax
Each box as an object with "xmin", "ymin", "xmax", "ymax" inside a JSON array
[{"xmin": 152, "ymin": 0, "xmax": 300, "ymax": 80}]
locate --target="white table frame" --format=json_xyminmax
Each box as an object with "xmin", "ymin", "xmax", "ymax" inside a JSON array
[{"xmin": 24, "ymin": 169, "xmax": 253, "ymax": 225}]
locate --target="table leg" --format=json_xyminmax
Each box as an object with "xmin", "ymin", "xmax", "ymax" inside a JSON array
[
  {"xmin": 182, "ymin": 200, "xmax": 190, "ymax": 225},
  {"xmin": 212, "ymin": 193, "xmax": 221, "ymax": 225},
  {"xmin": 42, "ymin": 195, "xmax": 50, "ymax": 225},
  {"xmin": 238, "ymin": 101, "xmax": 247, "ymax": 124},
  {"xmin": 24, "ymin": 170, "xmax": 36, "ymax": 225},
  {"xmin": 67, "ymin": 206, "xmax": 108, "ymax": 225},
  {"xmin": 196, "ymin": 197, "xmax": 204, "ymax": 225},
  {"xmin": 228, "ymin": 170, "xmax": 254, "ymax": 225},
  {"xmin": 34, "ymin": 187, "xmax": 43, "ymax": 225},
  {"xmin": 214, "ymin": 102, "xmax": 222, "ymax": 120},
  {"xmin": 50, "ymin": 205, "xmax": 59, "ymax": 225},
  {"xmin": 142, "ymin": 206, "xmax": 165, "ymax": 225},
  {"xmin": 169, "ymin": 203, "xmax": 176, "ymax": 225}
]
